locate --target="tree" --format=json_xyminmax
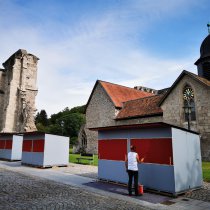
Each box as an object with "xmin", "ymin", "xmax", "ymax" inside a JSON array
[
  {"xmin": 36, "ymin": 105, "xmax": 86, "ymax": 146},
  {"xmin": 36, "ymin": 123, "xmax": 49, "ymax": 133},
  {"xmin": 62, "ymin": 112, "xmax": 85, "ymax": 137},
  {"xmin": 48, "ymin": 123, "xmax": 62, "ymax": 135},
  {"xmin": 49, "ymin": 112, "xmax": 63, "ymax": 124},
  {"xmin": 70, "ymin": 136, "xmax": 78, "ymax": 146},
  {"xmin": 35, "ymin": 110, "xmax": 49, "ymax": 126},
  {"xmin": 69, "ymin": 105, "xmax": 86, "ymax": 114}
]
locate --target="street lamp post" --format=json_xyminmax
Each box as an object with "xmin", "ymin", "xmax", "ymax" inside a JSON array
[{"xmin": 183, "ymin": 103, "xmax": 192, "ymax": 130}]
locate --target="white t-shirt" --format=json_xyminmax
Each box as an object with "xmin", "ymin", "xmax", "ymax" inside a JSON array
[{"xmin": 128, "ymin": 151, "xmax": 138, "ymax": 171}]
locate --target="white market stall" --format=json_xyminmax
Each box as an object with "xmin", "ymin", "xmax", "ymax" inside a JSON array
[
  {"xmin": 0, "ymin": 133, "xmax": 23, "ymax": 161},
  {"xmin": 22, "ymin": 132, "xmax": 69, "ymax": 168},
  {"xmin": 93, "ymin": 122, "xmax": 203, "ymax": 195}
]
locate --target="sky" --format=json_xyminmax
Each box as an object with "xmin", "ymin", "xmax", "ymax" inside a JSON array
[{"xmin": 0, "ymin": 0, "xmax": 210, "ymax": 116}]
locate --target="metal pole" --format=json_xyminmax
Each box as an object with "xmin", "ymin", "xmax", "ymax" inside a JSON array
[{"xmin": 187, "ymin": 112, "xmax": 190, "ymax": 130}]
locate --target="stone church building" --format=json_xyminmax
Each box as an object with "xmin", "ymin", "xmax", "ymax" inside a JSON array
[
  {"xmin": 78, "ymin": 33, "xmax": 210, "ymax": 161},
  {"xmin": 0, "ymin": 49, "xmax": 39, "ymax": 132}
]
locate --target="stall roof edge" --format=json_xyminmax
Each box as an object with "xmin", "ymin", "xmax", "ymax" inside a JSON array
[
  {"xmin": 0, "ymin": 132, "xmax": 23, "ymax": 136},
  {"xmin": 0, "ymin": 131, "xmax": 69, "ymax": 137},
  {"xmin": 88, "ymin": 122, "xmax": 199, "ymax": 134},
  {"xmin": 21, "ymin": 131, "xmax": 69, "ymax": 137},
  {"xmin": 22, "ymin": 131, "xmax": 46, "ymax": 135}
]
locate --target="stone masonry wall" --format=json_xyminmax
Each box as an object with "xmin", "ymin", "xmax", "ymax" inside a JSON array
[
  {"xmin": 3, "ymin": 56, "xmax": 22, "ymax": 131},
  {"xmin": 84, "ymin": 128, "xmax": 98, "ymax": 154},
  {"xmin": 161, "ymin": 74, "xmax": 210, "ymax": 161},
  {"xmin": 83, "ymin": 83, "xmax": 117, "ymax": 154},
  {"xmin": 0, "ymin": 50, "xmax": 38, "ymax": 132},
  {"xmin": 0, "ymin": 71, "xmax": 5, "ymax": 129},
  {"xmin": 86, "ymin": 83, "xmax": 117, "ymax": 129}
]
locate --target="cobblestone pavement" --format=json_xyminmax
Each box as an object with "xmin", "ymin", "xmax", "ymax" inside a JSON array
[
  {"xmin": 0, "ymin": 168, "xmax": 149, "ymax": 210},
  {"xmin": 184, "ymin": 182, "xmax": 210, "ymax": 202}
]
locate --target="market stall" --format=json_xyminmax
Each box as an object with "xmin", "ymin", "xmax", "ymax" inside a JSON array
[
  {"xmin": 0, "ymin": 133, "xmax": 23, "ymax": 161},
  {"xmin": 22, "ymin": 132, "xmax": 69, "ymax": 168},
  {"xmin": 94, "ymin": 122, "xmax": 203, "ymax": 195}
]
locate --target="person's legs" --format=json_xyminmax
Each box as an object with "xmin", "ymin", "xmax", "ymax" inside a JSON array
[
  {"xmin": 127, "ymin": 170, "xmax": 133, "ymax": 195},
  {"xmin": 134, "ymin": 171, "xmax": 139, "ymax": 195}
]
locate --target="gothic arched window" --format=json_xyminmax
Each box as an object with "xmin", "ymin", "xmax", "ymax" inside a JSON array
[
  {"xmin": 183, "ymin": 85, "xmax": 196, "ymax": 121},
  {"xmin": 81, "ymin": 130, "xmax": 87, "ymax": 148}
]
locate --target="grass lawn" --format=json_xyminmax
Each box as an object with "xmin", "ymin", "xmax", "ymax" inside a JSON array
[
  {"xmin": 202, "ymin": 161, "xmax": 210, "ymax": 182},
  {"xmin": 69, "ymin": 152, "xmax": 98, "ymax": 166}
]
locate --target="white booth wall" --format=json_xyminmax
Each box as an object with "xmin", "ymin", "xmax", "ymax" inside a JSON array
[
  {"xmin": 172, "ymin": 128, "xmax": 203, "ymax": 192},
  {"xmin": 22, "ymin": 132, "xmax": 69, "ymax": 167},
  {"xmin": 0, "ymin": 134, "xmax": 23, "ymax": 161}
]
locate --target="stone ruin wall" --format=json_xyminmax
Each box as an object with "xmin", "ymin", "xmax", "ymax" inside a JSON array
[
  {"xmin": 0, "ymin": 70, "xmax": 5, "ymax": 129},
  {"xmin": 0, "ymin": 49, "xmax": 39, "ymax": 132}
]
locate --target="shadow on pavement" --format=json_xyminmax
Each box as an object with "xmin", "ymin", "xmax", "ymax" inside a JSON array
[{"xmin": 83, "ymin": 181, "xmax": 173, "ymax": 204}]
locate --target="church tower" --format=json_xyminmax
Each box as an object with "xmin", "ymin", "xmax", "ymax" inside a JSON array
[
  {"xmin": 195, "ymin": 24, "xmax": 210, "ymax": 80},
  {"xmin": 0, "ymin": 49, "xmax": 39, "ymax": 132}
]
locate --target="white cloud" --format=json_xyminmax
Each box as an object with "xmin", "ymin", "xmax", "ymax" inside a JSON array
[{"xmin": 0, "ymin": 0, "xmax": 201, "ymax": 115}]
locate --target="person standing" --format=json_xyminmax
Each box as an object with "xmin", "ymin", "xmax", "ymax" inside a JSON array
[{"xmin": 125, "ymin": 145, "xmax": 144, "ymax": 196}]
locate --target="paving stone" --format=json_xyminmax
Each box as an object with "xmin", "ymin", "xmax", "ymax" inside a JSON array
[
  {"xmin": 184, "ymin": 182, "xmax": 210, "ymax": 202},
  {"xmin": 0, "ymin": 168, "xmax": 149, "ymax": 210}
]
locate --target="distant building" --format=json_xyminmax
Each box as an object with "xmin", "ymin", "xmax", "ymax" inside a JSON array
[
  {"xmin": 0, "ymin": 49, "xmax": 39, "ymax": 132},
  {"xmin": 78, "ymin": 33, "xmax": 210, "ymax": 161}
]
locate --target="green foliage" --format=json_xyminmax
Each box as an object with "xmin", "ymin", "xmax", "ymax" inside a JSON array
[
  {"xmin": 49, "ymin": 106, "xmax": 85, "ymax": 124},
  {"xmin": 202, "ymin": 161, "xmax": 210, "ymax": 182},
  {"xmin": 35, "ymin": 110, "xmax": 49, "ymax": 126},
  {"xmin": 70, "ymin": 136, "xmax": 78, "ymax": 146},
  {"xmin": 62, "ymin": 113, "xmax": 85, "ymax": 137},
  {"xmin": 35, "ymin": 105, "xmax": 86, "ymax": 146},
  {"xmin": 35, "ymin": 123, "xmax": 49, "ymax": 133},
  {"xmin": 69, "ymin": 105, "xmax": 86, "ymax": 114},
  {"xmin": 48, "ymin": 124, "xmax": 62, "ymax": 135},
  {"xmin": 50, "ymin": 112, "xmax": 63, "ymax": 124}
]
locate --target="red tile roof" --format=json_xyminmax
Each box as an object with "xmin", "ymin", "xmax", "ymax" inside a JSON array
[
  {"xmin": 100, "ymin": 81, "xmax": 154, "ymax": 108},
  {"xmin": 116, "ymin": 95, "xmax": 163, "ymax": 120}
]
